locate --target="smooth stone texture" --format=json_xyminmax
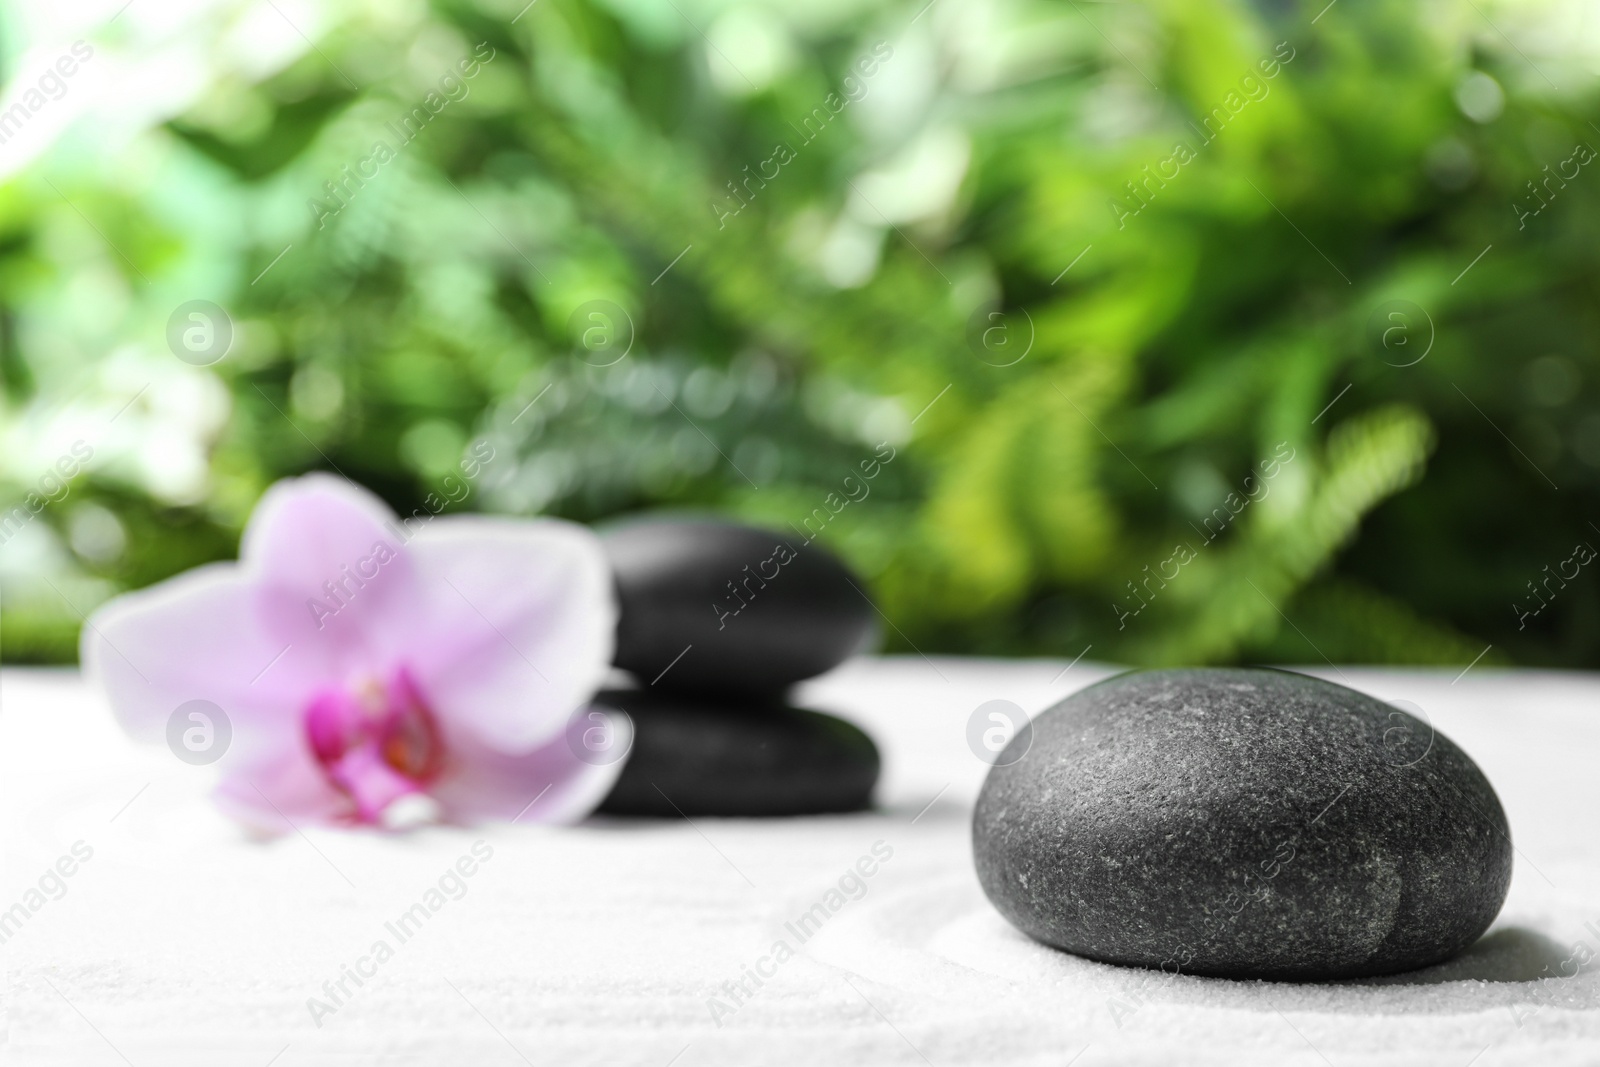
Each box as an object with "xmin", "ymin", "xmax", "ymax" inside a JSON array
[
  {"xmin": 602, "ymin": 516, "xmax": 877, "ymax": 694},
  {"xmin": 594, "ymin": 688, "xmax": 879, "ymax": 817},
  {"xmin": 973, "ymin": 667, "xmax": 1513, "ymax": 980}
]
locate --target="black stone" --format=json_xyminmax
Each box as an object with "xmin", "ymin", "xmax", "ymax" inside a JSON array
[
  {"xmin": 602, "ymin": 516, "xmax": 877, "ymax": 694},
  {"xmin": 594, "ymin": 688, "xmax": 879, "ymax": 817},
  {"xmin": 973, "ymin": 667, "xmax": 1512, "ymax": 980}
]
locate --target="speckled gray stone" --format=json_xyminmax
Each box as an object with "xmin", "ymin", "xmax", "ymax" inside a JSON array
[{"xmin": 972, "ymin": 668, "xmax": 1512, "ymax": 980}]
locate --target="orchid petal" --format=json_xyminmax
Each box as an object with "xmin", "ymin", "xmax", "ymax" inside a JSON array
[
  {"xmin": 429, "ymin": 710, "xmax": 633, "ymax": 825},
  {"xmin": 398, "ymin": 517, "xmax": 617, "ymax": 753},
  {"xmin": 212, "ymin": 746, "xmax": 352, "ymax": 831},
  {"xmin": 241, "ymin": 474, "xmax": 423, "ymax": 675},
  {"xmin": 81, "ymin": 563, "xmax": 325, "ymax": 747}
]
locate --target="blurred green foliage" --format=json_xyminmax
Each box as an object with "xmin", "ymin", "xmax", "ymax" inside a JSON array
[{"xmin": 2, "ymin": 0, "xmax": 1598, "ymax": 667}]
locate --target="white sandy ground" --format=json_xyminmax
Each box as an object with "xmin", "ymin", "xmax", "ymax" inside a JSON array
[{"xmin": 1, "ymin": 658, "xmax": 1598, "ymax": 1066}]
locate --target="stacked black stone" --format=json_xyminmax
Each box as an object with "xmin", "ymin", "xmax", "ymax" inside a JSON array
[{"xmin": 592, "ymin": 517, "xmax": 881, "ymax": 817}]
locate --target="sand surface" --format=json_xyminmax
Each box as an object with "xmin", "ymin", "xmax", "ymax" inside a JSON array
[{"xmin": 3, "ymin": 659, "xmax": 1596, "ymax": 1065}]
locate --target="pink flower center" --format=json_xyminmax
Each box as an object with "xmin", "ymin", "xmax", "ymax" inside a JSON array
[{"xmin": 304, "ymin": 666, "xmax": 446, "ymax": 823}]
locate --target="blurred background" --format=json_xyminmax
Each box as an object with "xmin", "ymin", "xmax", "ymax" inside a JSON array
[{"xmin": 1, "ymin": 0, "xmax": 1596, "ymax": 668}]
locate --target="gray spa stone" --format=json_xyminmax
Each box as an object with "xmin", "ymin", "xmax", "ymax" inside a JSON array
[
  {"xmin": 602, "ymin": 516, "xmax": 877, "ymax": 694},
  {"xmin": 594, "ymin": 688, "xmax": 879, "ymax": 817},
  {"xmin": 972, "ymin": 667, "xmax": 1512, "ymax": 980}
]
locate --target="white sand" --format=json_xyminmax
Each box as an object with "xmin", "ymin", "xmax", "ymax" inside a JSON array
[{"xmin": 3, "ymin": 659, "xmax": 1597, "ymax": 1065}]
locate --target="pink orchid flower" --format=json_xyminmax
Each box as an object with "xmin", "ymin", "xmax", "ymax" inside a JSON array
[{"xmin": 83, "ymin": 474, "xmax": 623, "ymax": 830}]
